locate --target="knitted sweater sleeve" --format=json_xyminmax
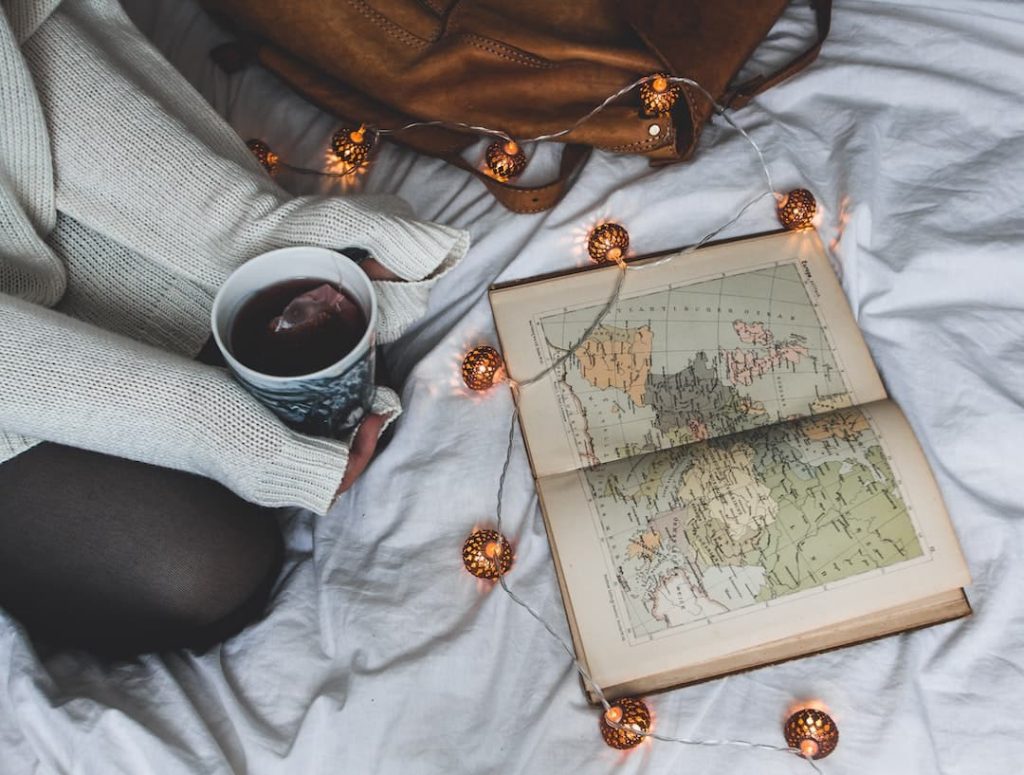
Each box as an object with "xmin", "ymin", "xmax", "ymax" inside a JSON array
[
  {"xmin": 0, "ymin": 0, "xmax": 469, "ymax": 510},
  {"xmin": 21, "ymin": 0, "xmax": 468, "ymax": 328},
  {"xmin": 0, "ymin": 292, "xmax": 396, "ymax": 515}
]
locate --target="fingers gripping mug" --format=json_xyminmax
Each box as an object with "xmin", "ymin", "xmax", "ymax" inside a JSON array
[{"xmin": 211, "ymin": 247, "xmax": 377, "ymax": 439}]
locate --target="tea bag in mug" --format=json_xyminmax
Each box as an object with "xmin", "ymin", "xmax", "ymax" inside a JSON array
[{"xmin": 269, "ymin": 283, "xmax": 363, "ymax": 336}]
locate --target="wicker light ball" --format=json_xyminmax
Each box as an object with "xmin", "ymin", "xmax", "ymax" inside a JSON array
[
  {"xmin": 777, "ymin": 188, "xmax": 817, "ymax": 230},
  {"xmin": 587, "ymin": 222, "xmax": 630, "ymax": 264},
  {"xmin": 331, "ymin": 125, "xmax": 376, "ymax": 166},
  {"xmin": 784, "ymin": 708, "xmax": 839, "ymax": 760},
  {"xmin": 485, "ymin": 140, "xmax": 528, "ymax": 181},
  {"xmin": 600, "ymin": 698, "xmax": 651, "ymax": 749},
  {"xmin": 461, "ymin": 345, "xmax": 505, "ymax": 391},
  {"xmin": 639, "ymin": 73, "xmax": 681, "ymax": 117},
  {"xmin": 462, "ymin": 529, "xmax": 513, "ymax": 580},
  {"xmin": 246, "ymin": 139, "xmax": 279, "ymax": 173}
]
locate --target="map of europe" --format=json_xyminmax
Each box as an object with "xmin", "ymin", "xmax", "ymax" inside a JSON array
[
  {"xmin": 539, "ymin": 263, "xmax": 852, "ymax": 467},
  {"xmin": 536, "ymin": 262, "xmax": 923, "ymax": 641}
]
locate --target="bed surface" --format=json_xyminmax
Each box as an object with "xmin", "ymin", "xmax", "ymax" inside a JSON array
[{"xmin": 3, "ymin": 1, "xmax": 1023, "ymax": 773}]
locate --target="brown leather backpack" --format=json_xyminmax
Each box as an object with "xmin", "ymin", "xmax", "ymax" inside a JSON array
[{"xmin": 204, "ymin": 0, "xmax": 831, "ymax": 212}]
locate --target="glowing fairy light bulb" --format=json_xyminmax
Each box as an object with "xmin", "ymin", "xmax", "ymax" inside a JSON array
[
  {"xmin": 600, "ymin": 698, "xmax": 651, "ymax": 749},
  {"xmin": 777, "ymin": 188, "xmax": 818, "ymax": 230},
  {"xmin": 461, "ymin": 346, "xmax": 505, "ymax": 391},
  {"xmin": 639, "ymin": 73, "xmax": 680, "ymax": 116},
  {"xmin": 485, "ymin": 140, "xmax": 528, "ymax": 181},
  {"xmin": 246, "ymin": 139, "xmax": 279, "ymax": 173},
  {"xmin": 587, "ymin": 222, "xmax": 630, "ymax": 264},
  {"xmin": 462, "ymin": 529, "xmax": 513, "ymax": 579},
  {"xmin": 331, "ymin": 124, "xmax": 376, "ymax": 166},
  {"xmin": 784, "ymin": 707, "xmax": 839, "ymax": 760}
]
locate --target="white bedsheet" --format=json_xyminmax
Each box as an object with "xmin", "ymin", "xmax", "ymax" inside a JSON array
[{"xmin": 3, "ymin": 1, "xmax": 1024, "ymax": 773}]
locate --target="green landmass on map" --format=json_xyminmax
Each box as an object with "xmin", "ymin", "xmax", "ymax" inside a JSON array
[
  {"xmin": 684, "ymin": 417, "xmax": 923, "ymax": 602},
  {"xmin": 585, "ymin": 409, "xmax": 923, "ymax": 636}
]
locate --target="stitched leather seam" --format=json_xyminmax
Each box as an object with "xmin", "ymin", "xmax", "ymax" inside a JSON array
[
  {"xmin": 684, "ymin": 83, "xmax": 700, "ymax": 119},
  {"xmin": 346, "ymin": 0, "xmax": 429, "ymax": 50},
  {"xmin": 604, "ymin": 131, "xmax": 669, "ymax": 153},
  {"xmin": 674, "ymin": 84, "xmax": 703, "ymax": 151},
  {"xmin": 482, "ymin": 179, "xmax": 561, "ymax": 212},
  {"xmin": 485, "ymin": 173, "xmax": 580, "ymax": 212},
  {"xmin": 460, "ymin": 33, "xmax": 554, "ymax": 69},
  {"xmin": 503, "ymin": 198, "xmax": 558, "ymax": 214},
  {"xmin": 418, "ymin": 0, "xmax": 446, "ymax": 15}
]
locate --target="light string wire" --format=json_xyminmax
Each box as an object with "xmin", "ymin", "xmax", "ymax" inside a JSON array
[
  {"xmin": 492, "ymin": 403, "xmax": 820, "ymax": 774},
  {"xmin": 266, "ymin": 74, "xmax": 781, "ymax": 194},
  {"xmin": 269, "ymin": 66, "xmax": 817, "ymax": 769},
  {"xmin": 276, "ymin": 160, "xmax": 358, "ymax": 178},
  {"xmin": 481, "ymin": 82, "xmax": 821, "ymax": 772}
]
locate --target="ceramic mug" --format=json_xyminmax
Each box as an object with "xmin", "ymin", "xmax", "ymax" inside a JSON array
[{"xmin": 211, "ymin": 246, "xmax": 377, "ymax": 439}]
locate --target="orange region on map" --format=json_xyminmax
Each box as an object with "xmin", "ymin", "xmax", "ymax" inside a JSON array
[
  {"xmin": 626, "ymin": 530, "xmax": 662, "ymax": 560},
  {"xmin": 574, "ymin": 325, "xmax": 653, "ymax": 405}
]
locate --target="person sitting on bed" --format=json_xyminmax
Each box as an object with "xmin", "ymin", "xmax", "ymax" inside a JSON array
[{"xmin": 0, "ymin": 0, "xmax": 467, "ymax": 656}]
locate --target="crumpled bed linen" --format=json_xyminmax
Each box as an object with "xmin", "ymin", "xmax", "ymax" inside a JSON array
[{"xmin": 2, "ymin": 0, "xmax": 1022, "ymax": 773}]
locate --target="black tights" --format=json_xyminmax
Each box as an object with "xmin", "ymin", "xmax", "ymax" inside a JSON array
[{"xmin": 0, "ymin": 443, "xmax": 283, "ymax": 657}]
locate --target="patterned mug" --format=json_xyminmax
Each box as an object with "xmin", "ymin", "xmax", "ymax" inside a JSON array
[{"xmin": 211, "ymin": 246, "xmax": 377, "ymax": 439}]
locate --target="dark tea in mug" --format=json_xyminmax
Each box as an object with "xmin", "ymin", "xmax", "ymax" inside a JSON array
[
  {"xmin": 229, "ymin": 278, "xmax": 368, "ymax": 377},
  {"xmin": 212, "ymin": 247, "xmax": 378, "ymax": 439}
]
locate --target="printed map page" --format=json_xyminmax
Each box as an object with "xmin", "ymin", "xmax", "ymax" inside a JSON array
[
  {"xmin": 538, "ymin": 262, "xmax": 853, "ymax": 469},
  {"xmin": 576, "ymin": 406, "xmax": 924, "ymax": 643}
]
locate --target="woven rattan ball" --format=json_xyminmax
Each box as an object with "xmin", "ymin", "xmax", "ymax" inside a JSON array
[
  {"xmin": 784, "ymin": 708, "xmax": 839, "ymax": 760},
  {"xmin": 462, "ymin": 530, "xmax": 513, "ymax": 580},
  {"xmin": 485, "ymin": 140, "xmax": 528, "ymax": 181},
  {"xmin": 587, "ymin": 222, "xmax": 630, "ymax": 264},
  {"xmin": 331, "ymin": 125, "xmax": 376, "ymax": 166},
  {"xmin": 600, "ymin": 698, "xmax": 651, "ymax": 749},
  {"xmin": 461, "ymin": 345, "xmax": 505, "ymax": 391},
  {"xmin": 246, "ymin": 139, "xmax": 279, "ymax": 173},
  {"xmin": 639, "ymin": 73, "xmax": 681, "ymax": 116},
  {"xmin": 777, "ymin": 188, "xmax": 817, "ymax": 230}
]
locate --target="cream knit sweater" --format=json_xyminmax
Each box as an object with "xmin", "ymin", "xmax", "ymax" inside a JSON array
[{"xmin": 0, "ymin": 0, "xmax": 469, "ymax": 514}]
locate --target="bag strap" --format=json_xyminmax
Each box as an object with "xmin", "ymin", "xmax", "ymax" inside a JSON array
[
  {"xmin": 442, "ymin": 144, "xmax": 592, "ymax": 214},
  {"xmin": 725, "ymin": 0, "xmax": 832, "ymax": 109}
]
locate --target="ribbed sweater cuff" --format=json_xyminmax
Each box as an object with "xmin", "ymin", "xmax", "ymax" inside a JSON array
[
  {"xmin": 253, "ymin": 432, "xmax": 348, "ymax": 516},
  {"xmin": 366, "ymin": 213, "xmax": 470, "ymax": 282},
  {"xmin": 248, "ymin": 386, "xmax": 401, "ymax": 515}
]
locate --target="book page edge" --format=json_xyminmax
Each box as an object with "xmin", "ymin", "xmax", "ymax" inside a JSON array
[{"xmin": 594, "ymin": 588, "xmax": 970, "ymax": 703}]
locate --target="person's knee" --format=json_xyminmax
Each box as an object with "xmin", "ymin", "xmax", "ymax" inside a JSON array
[
  {"xmin": 164, "ymin": 509, "xmax": 284, "ymax": 650},
  {"xmin": 0, "ymin": 444, "xmax": 285, "ymax": 656}
]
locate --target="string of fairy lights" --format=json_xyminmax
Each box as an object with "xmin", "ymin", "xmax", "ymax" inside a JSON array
[{"xmin": 249, "ymin": 73, "xmax": 837, "ymax": 767}]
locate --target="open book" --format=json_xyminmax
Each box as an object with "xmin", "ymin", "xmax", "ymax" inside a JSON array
[{"xmin": 490, "ymin": 230, "xmax": 970, "ymax": 702}]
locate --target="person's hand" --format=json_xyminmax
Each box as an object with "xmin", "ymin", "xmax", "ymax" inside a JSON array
[
  {"xmin": 332, "ymin": 255, "xmax": 396, "ymax": 498},
  {"xmin": 359, "ymin": 258, "xmax": 400, "ymax": 282},
  {"xmin": 335, "ymin": 413, "xmax": 386, "ymax": 496}
]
